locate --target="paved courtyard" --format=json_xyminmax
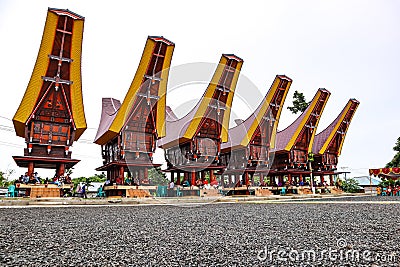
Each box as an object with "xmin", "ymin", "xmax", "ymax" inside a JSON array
[{"xmin": 1, "ymin": 196, "xmax": 399, "ymax": 266}]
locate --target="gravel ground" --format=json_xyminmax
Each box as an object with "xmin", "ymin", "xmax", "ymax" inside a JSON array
[
  {"xmin": 295, "ymin": 195, "xmax": 400, "ymax": 202},
  {"xmin": 1, "ymin": 197, "xmax": 399, "ymax": 267}
]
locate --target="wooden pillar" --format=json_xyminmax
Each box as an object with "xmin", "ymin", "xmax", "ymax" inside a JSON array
[
  {"xmin": 120, "ymin": 166, "xmax": 124, "ymax": 181},
  {"xmin": 175, "ymin": 172, "xmax": 180, "ymax": 183},
  {"xmin": 191, "ymin": 171, "xmax": 196, "ymax": 186},
  {"xmin": 111, "ymin": 168, "xmax": 115, "ymax": 182},
  {"xmin": 139, "ymin": 169, "xmax": 143, "ymax": 183},
  {"xmin": 57, "ymin": 163, "xmax": 65, "ymax": 177},
  {"xmin": 171, "ymin": 172, "xmax": 175, "ymax": 184},
  {"xmin": 144, "ymin": 168, "xmax": 148, "ymax": 182},
  {"xmin": 186, "ymin": 173, "xmax": 190, "ymax": 184},
  {"xmin": 176, "ymin": 172, "xmax": 181, "ymax": 185},
  {"xmin": 329, "ymin": 174, "xmax": 334, "ymax": 186},
  {"xmin": 279, "ymin": 175, "xmax": 283, "ymax": 186},
  {"xmin": 260, "ymin": 175, "xmax": 264, "ymax": 185},
  {"xmin": 288, "ymin": 173, "xmax": 292, "ymax": 184},
  {"xmin": 244, "ymin": 172, "xmax": 249, "ymax": 186},
  {"xmin": 134, "ymin": 170, "xmax": 139, "ymax": 183},
  {"xmin": 210, "ymin": 170, "xmax": 215, "ymax": 182},
  {"xmin": 200, "ymin": 171, "xmax": 205, "ymax": 181},
  {"xmin": 320, "ymin": 175, "xmax": 324, "ymax": 183},
  {"xmin": 27, "ymin": 162, "xmax": 34, "ymax": 177}
]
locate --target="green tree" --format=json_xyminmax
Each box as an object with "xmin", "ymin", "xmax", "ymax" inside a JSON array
[
  {"xmin": 386, "ymin": 137, "xmax": 400, "ymax": 168},
  {"xmin": 0, "ymin": 169, "xmax": 15, "ymax": 187},
  {"xmin": 341, "ymin": 178, "xmax": 360, "ymax": 193},
  {"xmin": 71, "ymin": 174, "xmax": 106, "ymax": 189},
  {"xmin": 149, "ymin": 167, "xmax": 168, "ymax": 185},
  {"xmin": 287, "ymin": 90, "xmax": 310, "ymax": 114},
  {"xmin": 0, "ymin": 171, "xmax": 8, "ymax": 187}
]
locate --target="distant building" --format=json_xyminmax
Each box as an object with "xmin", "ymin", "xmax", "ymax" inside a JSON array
[{"xmin": 352, "ymin": 176, "xmax": 381, "ymax": 193}]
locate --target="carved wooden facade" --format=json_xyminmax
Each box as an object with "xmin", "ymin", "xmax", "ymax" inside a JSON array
[
  {"xmin": 220, "ymin": 75, "xmax": 292, "ymax": 186},
  {"xmin": 13, "ymin": 8, "xmax": 86, "ymax": 176},
  {"xmin": 265, "ymin": 89, "xmax": 330, "ymax": 186},
  {"xmin": 94, "ymin": 36, "xmax": 174, "ymax": 185},
  {"xmin": 158, "ymin": 54, "xmax": 243, "ymax": 185},
  {"xmin": 312, "ymin": 99, "xmax": 359, "ymax": 172}
]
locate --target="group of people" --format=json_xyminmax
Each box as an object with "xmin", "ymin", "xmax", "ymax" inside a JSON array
[
  {"xmin": 195, "ymin": 179, "xmax": 218, "ymax": 189},
  {"xmin": 167, "ymin": 179, "xmax": 219, "ymax": 190},
  {"xmin": 259, "ymin": 179, "xmax": 337, "ymax": 188},
  {"xmin": 17, "ymin": 172, "xmax": 41, "ymax": 184},
  {"xmin": 104, "ymin": 176, "xmax": 140, "ymax": 186},
  {"xmin": 377, "ymin": 185, "xmax": 400, "ymax": 196},
  {"xmin": 16, "ymin": 172, "xmax": 72, "ymax": 187}
]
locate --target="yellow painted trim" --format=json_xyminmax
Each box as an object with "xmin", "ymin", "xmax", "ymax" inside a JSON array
[
  {"xmin": 307, "ymin": 93, "xmax": 329, "ymax": 153},
  {"xmin": 240, "ymin": 77, "xmax": 292, "ymax": 147},
  {"xmin": 182, "ymin": 56, "xmax": 228, "ymax": 139},
  {"xmin": 284, "ymin": 90, "xmax": 330, "ymax": 152},
  {"xmin": 337, "ymin": 102, "xmax": 358, "ymax": 155},
  {"xmin": 13, "ymin": 11, "xmax": 58, "ymax": 137},
  {"xmin": 182, "ymin": 56, "xmax": 242, "ymax": 141},
  {"xmin": 95, "ymin": 131, "xmax": 118, "ymax": 147},
  {"xmin": 70, "ymin": 19, "xmax": 86, "ymax": 140},
  {"xmin": 157, "ymin": 44, "xmax": 175, "ymax": 138},
  {"xmin": 270, "ymin": 80, "xmax": 291, "ymax": 149},
  {"xmin": 221, "ymin": 60, "xmax": 242, "ymax": 142},
  {"xmin": 101, "ymin": 38, "xmax": 174, "ymax": 144},
  {"xmin": 318, "ymin": 103, "xmax": 350, "ymax": 155},
  {"xmin": 108, "ymin": 39, "xmax": 155, "ymax": 136}
]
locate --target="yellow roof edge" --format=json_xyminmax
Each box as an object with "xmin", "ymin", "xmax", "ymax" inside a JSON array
[
  {"xmin": 307, "ymin": 92, "xmax": 330, "ymax": 153},
  {"xmin": 183, "ymin": 55, "xmax": 235, "ymax": 140},
  {"xmin": 240, "ymin": 76, "xmax": 292, "ymax": 147},
  {"xmin": 109, "ymin": 38, "xmax": 156, "ymax": 134},
  {"xmin": 70, "ymin": 18, "xmax": 86, "ymax": 139},
  {"xmin": 12, "ymin": 120, "xmax": 25, "ymax": 138},
  {"xmin": 271, "ymin": 80, "xmax": 292, "ymax": 149},
  {"xmin": 337, "ymin": 101, "xmax": 359, "ymax": 155},
  {"xmin": 157, "ymin": 44, "xmax": 175, "ymax": 138},
  {"xmin": 318, "ymin": 101, "xmax": 352, "ymax": 155},
  {"xmin": 94, "ymin": 130, "xmax": 119, "ymax": 146},
  {"xmin": 160, "ymin": 137, "xmax": 190, "ymax": 149},
  {"xmin": 221, "ymin": 60, "xmax": 242, "ymax": 142},
  {"xmin": 285, "ymin": 90, "xmax": 330, "ymax": 151},
  {"xmin": 13, "ymin": 11, "xmax": 58, "ymax": 132}
]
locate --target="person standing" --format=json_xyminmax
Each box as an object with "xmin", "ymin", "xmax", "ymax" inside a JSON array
[{"xmin": 82, "ymin": 184, "xmax": 87, "ymax": 199}]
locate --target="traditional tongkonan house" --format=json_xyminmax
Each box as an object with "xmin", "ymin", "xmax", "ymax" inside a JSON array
[
  {"xmin": 12, "ymin": 8, "xmax": 86, "ymax": 197},
  {"xmin": 311, "ymin": 99, "xmax": 360, "ymax": 186},
  {"xmin": 158, "ymin": 54, "xmax": 243, "ymax": 191},
  {"xmin": 220, "ymin": 75, "xmax": 292, "ymax": 192},
  {"xmin": 94, "ymin": 36, "xmax": 174, "ymax": 197},
  {"xmin": 267, "ymin": 89, "xmax": 330, "ymax": 192}
]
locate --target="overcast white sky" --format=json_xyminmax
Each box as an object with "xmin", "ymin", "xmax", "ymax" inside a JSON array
[{"xmin": 0, "ymin": 0, "xmax": 399, "ymax": 179}]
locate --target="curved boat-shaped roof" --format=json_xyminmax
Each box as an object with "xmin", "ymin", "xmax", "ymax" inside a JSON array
[
  {"xmin": 94, "ymin": 98, "xmax": 121, "ymax": 142},
  {"xmin": 94, "ymin": 36, "xmax": 175, "ymax": 145},
  {"xmin": 158, "ymin": 54, "xmax": 243, "ymax": 149},
  {"xmin": 221, "ymin": 75, "xmax": 292, "ymax": 151},
  {"xmin": 312, "ymin": 98, "xmax": 359, "ymax": 155},
  {"xmin": 13, "ymin": 8, "xmax": 86, "ymax": 140},
  {"xmin": 274, "ymin": 88, "xmax": 331, "ymax": 152}
]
